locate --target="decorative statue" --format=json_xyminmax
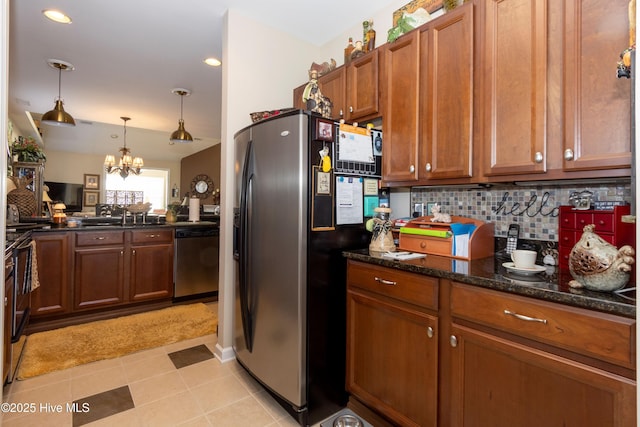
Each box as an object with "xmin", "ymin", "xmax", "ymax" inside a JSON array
[
  {"xmin": 569, "ymin": 224, "xmax": 635, "ymax": 292},
  {"xmin": 302, "ymin": 68, "xmax": 333, "ymax": 119},
  {"xmin": 616, "ymin": 0, "xmax": 635, "ymax": 78},
  {"xmin": 430, "ymin": 203, "xmax": 451, "ymax": 223}
]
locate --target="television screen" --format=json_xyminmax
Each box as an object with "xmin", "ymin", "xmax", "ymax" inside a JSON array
[{"xmin": 44, "ymin": 181, "xmax": 84, "ymax": 212}]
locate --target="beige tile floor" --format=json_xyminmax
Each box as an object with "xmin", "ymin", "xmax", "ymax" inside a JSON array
[{"xmin": 0, "ymin": 302, "xmax": 306, "ymax": 427}]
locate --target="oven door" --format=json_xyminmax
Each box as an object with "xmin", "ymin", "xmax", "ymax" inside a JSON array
[{"xmin": 12, "ymin": 236, "xmax": 32, "ymax": 341}]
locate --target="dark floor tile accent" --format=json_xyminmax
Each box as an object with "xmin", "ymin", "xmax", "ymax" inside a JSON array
[
  {"xmin": 72, "ymin": 385, "xmax": 135, "ymax": 427},
  {"xmin": 168, "ymin": 344, "xmax": 214, "ymax": 369}
]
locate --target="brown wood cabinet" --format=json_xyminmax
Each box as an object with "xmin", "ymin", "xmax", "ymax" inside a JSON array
[
  {"xmin": 481, "ymin": 0, "xmax": 631, "ymax": 181},
  {"xmin": 32, "ymin": 228, "xmax": 173, "ymax": 320},
  {"xmin": 31, "ymin": 232, "xmax": 71, "ymax": 316},
  {"xmin": 129, "ymin": 229, "xmax": 174, "ymax": 302},
  {"xmin": 74, "ymin": 231, "xmax": 126, "ymax": 310},
  {"xmin": 419, "ymin": 3, "xmax": 474, "ymax": 181},
  {"xmin": 346, "ymin": 260, "xmax": 636, "ymax": 426},
  {"xmin": 481, "ymin": 0, "xmax": 548, "ymax": 177},
  {"xmin": 449, "ymin": 282, "xmax": 636, "ymax": 427},
  {"xmin": 345, "ymin": 50, "xmax": 380, "ymax": 122},
  {"xmin": 562, "ymin": 0, "xmax": 632, "ymax": 172},
  {"xmin": 381, "ymin": 3, "xmax": 474, "ymax": 185},
  {"xmin": 381, "ymin": 30, "xmax": 420, "ymax": 182},
  {"xmin": 346, "ymin": 261, "xmax": 438, "ymax": 426}
]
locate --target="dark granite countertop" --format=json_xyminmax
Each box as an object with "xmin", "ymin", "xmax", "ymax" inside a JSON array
[
  {"xmin": 343, "ymin": 249, "xmax": 636, "ymax": 319},
  {"xmin": 29, "ymin": 220, "xmax": 219, "ymax": 233}
]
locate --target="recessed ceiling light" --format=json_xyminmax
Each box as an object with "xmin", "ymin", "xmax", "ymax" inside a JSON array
[
  {"xmin": 204, "ymin": 57, "xmax": 221, "ymax": 67},
  {"xmin": 42, "ymin": 9, "xmax": 72, "ymax": 24}
]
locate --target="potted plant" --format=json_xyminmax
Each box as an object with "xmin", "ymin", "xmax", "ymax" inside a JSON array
[
  {"xmin": 165, "ymin": 202, "xmax": 181, "ymax": 223},
  {"xmin": 11, "ymin": 136, "xmax": 46, "ymax": 163}
]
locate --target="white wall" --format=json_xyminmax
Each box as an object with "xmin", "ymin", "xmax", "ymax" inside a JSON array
[
  {"xmin": 216, "ymin": 9, "xmax": 319, "ymax": 360},
  {"xmin": 215, "ymin": 1, "xmax": 427, "ymax": 360}
]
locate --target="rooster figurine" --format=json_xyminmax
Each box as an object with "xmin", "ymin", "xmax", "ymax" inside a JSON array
[{"xmin": 568, "ymin": 224, "xmax": 635, "ymax": 292}]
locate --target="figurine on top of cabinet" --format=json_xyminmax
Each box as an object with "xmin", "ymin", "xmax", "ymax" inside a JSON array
[
  {"xmin": 568, "ymin": 224, "xmax": 635, "ymax": 292},
  {"xmin": 302, "ymin": 68, "xmax": 333, "ymax": 119}
]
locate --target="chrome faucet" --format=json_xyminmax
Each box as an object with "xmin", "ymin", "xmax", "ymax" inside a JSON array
[{"xmin": 121, "ymin": 207, "xmax": 127, "ymax": 226}]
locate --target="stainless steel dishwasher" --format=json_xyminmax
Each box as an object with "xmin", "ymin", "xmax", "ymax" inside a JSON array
[{"xmin": 174, "ymin": 225, "xmax": 219, "ymax": 300}]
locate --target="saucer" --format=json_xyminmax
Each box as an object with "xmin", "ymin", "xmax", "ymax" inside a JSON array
[{"xmin": 502, "ymin": 262, "xmax": 546, "ymax": 276}]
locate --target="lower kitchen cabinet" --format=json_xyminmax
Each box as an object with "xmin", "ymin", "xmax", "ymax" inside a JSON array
[
  {"xmin": 32, "ymin": 228, "xmax": 174, "ymax": 324},
  {"xmin": 31, "ymin": 232, "xmax": 71, "ymax": 317},
  {"xmin": 346, "ymin": 260, "xmax": 438, "ymax": 426},
  {"xmin": 345, "ymin": 260, "xmax": 636, "ymax": 426},
  {"xmin": 448, "ymin": 323, "xmax": 636, "ymax": 427},
  {"xmin": 74, "ymin": 231, "xmax": 126, "ymax": 310},
  {"xmin": 129, "ymin": 229, "xmax": 173, "ymax": 301}
]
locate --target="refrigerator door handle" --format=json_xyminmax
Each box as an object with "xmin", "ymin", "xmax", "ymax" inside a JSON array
[{"xmin": 239, "ymin": 139, "xmax": 254, "ymax": 351}]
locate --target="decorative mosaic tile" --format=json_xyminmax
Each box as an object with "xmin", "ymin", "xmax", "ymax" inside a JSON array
[{"xmin": 409, "ymin": 182, "xmax": 632, "ymax": 243}]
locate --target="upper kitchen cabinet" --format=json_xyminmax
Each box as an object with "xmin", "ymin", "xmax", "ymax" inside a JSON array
[
  {"xmin": 419, "ymin": 3, "xmax": 474, "ymax": 182},
  {"xmin": 481, "ymin": 0, "xmax": 548, "ymax": 178},
  {"xmin": 346, "ymin": 50, "xmax": 380, "ymax": 121},
  {"xmin": 382, "ymin": 3, "xmax": 474, "ymax": 185},
  {"xmin": 481, "ymin": 0, "xmax": 632, "ymax": 181},
  {"xmin": 382, "ymin": 30, "xmax": 421, "ymax": 182},
  {"xmin": 292, "ymin": 51, "xmax": 379, "ymax": 123},
  {"xmin": 562, "ymin": 0, "xmax": 632, "ymax": 172}
]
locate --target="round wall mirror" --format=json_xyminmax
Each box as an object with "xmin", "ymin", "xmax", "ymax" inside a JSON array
[{"xmin": 190, "ymin": 174, "xmax": 214, "ymax": 199}]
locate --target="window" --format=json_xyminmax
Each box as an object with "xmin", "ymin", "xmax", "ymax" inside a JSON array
[{"xmin": 104, "ymin": 169, "xmax": 170, "ymax": 212}]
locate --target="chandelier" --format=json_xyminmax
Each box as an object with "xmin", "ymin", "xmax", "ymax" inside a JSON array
[{"xmin": 104, "ymin": 117, "xmax": 144, "ymax": 179}]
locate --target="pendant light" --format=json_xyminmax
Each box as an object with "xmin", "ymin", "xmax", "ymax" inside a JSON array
[
  {"xmin": 41, "ymin": 59, "xmax": 76, "ymax": 127},
  {"xmin": 104, "ymin": 117, "xmax": 144, "ymax": 179},
  {"xmin": 170, "ymin": 88, "xmax": 193, "ymax": 144}
]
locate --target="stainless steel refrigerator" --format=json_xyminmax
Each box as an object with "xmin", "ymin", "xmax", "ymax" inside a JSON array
[{"xmin": 233, "ymin": 110, "xmax": 376, "ymax": 426}]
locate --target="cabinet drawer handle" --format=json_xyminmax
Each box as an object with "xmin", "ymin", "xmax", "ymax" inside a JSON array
[
  {"xmin": 349, "ymin": 106, "xmax": 354, "ymax": 113},
  {"xmin": 564, "ymin": 148, "xmax": 574, "ymax": 161},
  {"xmin": 146, "ymin": 234, "xmax": 159, "ymax": 238},
  {"xmin": 450, "ymin": 335, "xmax": 458, "ymax": 347},
  {"xmin": 427, "ymin": 326, "xmax": 434, "ymax": 338},
  {"xmin": 425, "ymin": 163, "xmax": 432, "ymax": 172},
  {"xmin": 374, "ymin": 277, "xmax": 397, "ymax": 286},
  {"xmin": 95, "ymin": 237, "xmax": 106, "ymax": 240},
  {"xmin": 534, "ymin": 152, "xmax": 543, "ymax": 163},
  {"xmin": 409, "ymin": 164, "xmax": 415, "ymax": 173},
  {"xmin": 504, "ymin": 309, "xmax": 547, "ymax": 324}
]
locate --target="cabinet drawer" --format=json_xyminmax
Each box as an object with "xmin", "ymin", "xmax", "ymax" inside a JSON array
[
  {"xmin": 451, "ymin": 283, "xmax": 635, "ymax": 368},
  {"xmin": 130, "ymin": 229, "xmax": 173, "ymax": 244},
  {"xmin": 75, "ymin": 231, "xmax": 125, "ymax": 247},
  {"xmin": 593, "ymin": 212, "xmax": 615, "ymax": 233},
  {"xmin": 575, "ymin": 212, "xmax": 594, "ymax": 229},
  {"xmin": 347, "ymin": 260, "xmax": 438, "ymax": 310}
]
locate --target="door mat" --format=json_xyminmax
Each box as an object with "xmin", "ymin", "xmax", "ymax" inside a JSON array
[{"xmin": 17, "ymin": 303, "xmax": 217, "ymax": 380}]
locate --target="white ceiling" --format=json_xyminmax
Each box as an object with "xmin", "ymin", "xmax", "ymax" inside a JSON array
[{"xmin": 8, "ymin": 0, "xmax": 395, "ymax": 162}]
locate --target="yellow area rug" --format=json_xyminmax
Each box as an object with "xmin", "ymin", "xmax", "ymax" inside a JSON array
[{"xmin": 17, "ymin": 303, "xmax": 217, "ymax": 380}]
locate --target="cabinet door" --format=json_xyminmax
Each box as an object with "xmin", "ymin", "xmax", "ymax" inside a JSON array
[
  {"xmin": 420, "ymin": 3, "xmax": 473, "ymax": 180},
  {"xmin": 319, "ymin": 67, "xmax": 346, "ymax": 120},
  {"xmin": 292, "ymin": 83, "xmax": 306, "ymax": 110},
  {"xmin": 382, "ymin": 31, "xmax": 420, "ymax": 182},
  {"xmin": 449, "ymin": 323, "xmax": 636, "ymax": 427},
  {"xmin": 129, "ymin": 243, "xmax": 173, "ymax": 301},
  {"xmin": 74, "ymin": 247, "xmax": 125, "ymax": 310},
  {"xmin": 31, "ymin": 232, "xmax": 71, "ymax": 316},
  {"xmin": 482, "ymin": 0, "xmax": 548, "ymax": 176},
  {"xmin": 347, "ymin": 288, "xmax": 437, "ymax": 427},
  {"xmin": 346, "ymin": 51, "xmax": 379, "ymax": 121},
  {"xmin": 562, "ymin": 0, "xmax": 631, "ymax": 171}
]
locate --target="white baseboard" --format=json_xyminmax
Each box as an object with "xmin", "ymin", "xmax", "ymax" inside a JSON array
[{"xmin": 214, "ymin": 343, "xmax": 236, "ymax": 363}]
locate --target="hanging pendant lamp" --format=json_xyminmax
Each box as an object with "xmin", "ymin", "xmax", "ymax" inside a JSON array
[
  {"xmin": 169, "ymin": 88, "xmax": 193, "ymax": 144},
  {"xmin": 41, "ymin": 59, "xmax": 76, "ymax": 127}
]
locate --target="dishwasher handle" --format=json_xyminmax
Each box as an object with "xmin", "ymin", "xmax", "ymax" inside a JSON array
[{"xmin": 175, "ymin": 227, "xmax": 219, "ymax": 238}]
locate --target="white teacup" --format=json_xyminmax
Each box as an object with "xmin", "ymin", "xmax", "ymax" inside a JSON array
[{"xmin": 511, "ymin": 250, "xmax": 537, "ymax": 269}]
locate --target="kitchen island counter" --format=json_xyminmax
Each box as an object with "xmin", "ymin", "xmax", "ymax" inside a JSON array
[{"xmin": 343, "ymin": 249, "xmax": 635, "ymax": 318}]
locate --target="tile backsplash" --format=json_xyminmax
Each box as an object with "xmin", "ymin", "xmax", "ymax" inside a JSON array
[{"xmin": 409, "ymin": 182, "xmax": 632, "ymax": 242}]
